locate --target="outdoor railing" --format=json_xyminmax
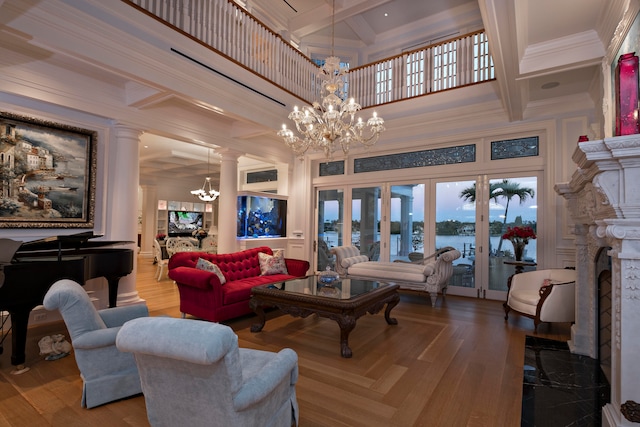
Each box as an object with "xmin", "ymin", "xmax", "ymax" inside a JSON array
[{"xmin": 124, "ymin": 0, "xmax": 494, "ymax": 108}]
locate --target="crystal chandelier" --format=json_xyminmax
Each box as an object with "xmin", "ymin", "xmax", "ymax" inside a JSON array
[
  {"xmin": 278, "ymin": 0, "xmax": 384, "ymax": 159},
  {"xmin": 190, "ymin": 148, "xmax": 220, "ymax": 202}
]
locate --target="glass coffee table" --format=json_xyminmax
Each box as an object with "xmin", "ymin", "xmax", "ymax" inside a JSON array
[{"xmin": 249, "ymin": 275, "xmax": 400, "ymax": 358}]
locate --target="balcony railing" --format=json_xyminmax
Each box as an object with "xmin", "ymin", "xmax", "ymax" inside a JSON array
[{"xmin": 124, "ymin": 0, "xmax": 494, "ymax": 109}]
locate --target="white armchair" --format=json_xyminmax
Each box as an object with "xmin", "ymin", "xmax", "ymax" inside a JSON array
[
  {"xmin": 200, "ymin": 235, "xmax": 218, "ymax": 253},
  {"xmin": 116, "ymin": 317, "xmax": 299, "ymax": 427},
  {"xmin": 153, "ymin": 239, "xmax": 169, "ymax": 281},
  {"xmin": 504, "ymin": 268, "xmax": 576, "ymax": 331},
  {"xmin": 43, "ymin": 279, "xmax": 149, "ymax": 408}
]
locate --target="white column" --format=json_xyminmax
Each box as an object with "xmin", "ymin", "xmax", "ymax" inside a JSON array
[
  {"xmin": 108, "ymin": 124, "xmax": 144, "ymax": 306},
  {"xmin": 276, "ymin": 162, "xmax": 289, "ymax": 195},
  {"xmin": 216, "ymin": 148, "xmax": 242, "ymax": 254},
  {"xmin": 140, "ymin": 184, "xmax": 157, "ymax": 259}
]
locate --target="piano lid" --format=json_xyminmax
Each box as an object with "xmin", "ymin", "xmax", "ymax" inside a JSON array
[
  {"xmin": 1, "ymin": 239, "xmax": 23, "ymax": 264},
  {"xmin": 17, "ymin": 231, "xmax": 133, "ymax": 253}
]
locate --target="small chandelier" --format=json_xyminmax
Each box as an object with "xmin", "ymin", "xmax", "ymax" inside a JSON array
[
  {"xmin": 278, "ymin": 0, "xmax": 384, "ymax": 159},
  {"xmin": 190, "ymin": 148, "xmax": 219, "ymax": 202}
]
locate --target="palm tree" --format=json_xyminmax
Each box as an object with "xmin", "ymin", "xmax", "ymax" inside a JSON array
[
  {"xmin": 459, "ymin": 179, "xmax": 535, "ymax": 253},
  {"xmin": 490, "ymin": 179, "xmax": 535, "ymax": 252}
]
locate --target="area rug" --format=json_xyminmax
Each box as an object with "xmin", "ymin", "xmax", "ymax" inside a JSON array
[{"xmin": 521, "ymin": 336, "xmax": 610, "ymax": 427}]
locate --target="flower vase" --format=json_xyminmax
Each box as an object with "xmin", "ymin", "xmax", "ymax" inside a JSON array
[
  {"xmin": 615, "ymin": 52, "xmax": 640, "ymax": 136},
  {"xmin": 514, "ymin": 243, "xmax": 525, "ymax": 261}
]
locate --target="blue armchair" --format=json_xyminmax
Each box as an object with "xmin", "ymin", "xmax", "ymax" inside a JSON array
[
  {"xmin": 43, "ymin": 279, "xmax": 148, "ymax": 408},
  {"xmin": 116, "ymin": 317, "xmax": 299, "ymax": 427}
]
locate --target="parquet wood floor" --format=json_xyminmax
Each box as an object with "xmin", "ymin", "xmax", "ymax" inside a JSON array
[{"xmin": 0, "ymin": 255, "xmax": 570, "ymax": 426}]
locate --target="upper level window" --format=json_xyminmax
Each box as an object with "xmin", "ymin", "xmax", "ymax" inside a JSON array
[
  {"xmin": 433, "ymin": 40, "xmax": 457, "ymax": 91},
  {"xmin": 406, "ymin": 50, "xmax": 425, "ymax": 97},
  {"xmin": 376, "ymin": 62, "xmax": 393, "ymax": 103},
  {"xmin": 473, "ymin": 32, "xmax": 494, "ymax": 82}
]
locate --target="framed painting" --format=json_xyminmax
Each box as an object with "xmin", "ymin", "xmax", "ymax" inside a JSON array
[{"xmin": 0, "ymin": 111, "xmax": 97, "ymax": 228}]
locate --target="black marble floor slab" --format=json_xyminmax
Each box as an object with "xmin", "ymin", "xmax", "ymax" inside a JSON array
[{"xmin": 521, "ymin": 336, "xmax": 610, "ymax": 427}]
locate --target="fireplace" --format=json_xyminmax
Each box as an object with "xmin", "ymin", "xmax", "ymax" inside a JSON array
[{"xmin": 556, "ymin": 134, "xmax": 640, "ymax": 426}]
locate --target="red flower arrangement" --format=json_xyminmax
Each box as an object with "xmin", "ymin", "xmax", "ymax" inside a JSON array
[{"xmin": 502, "ymin": 226, "xmax": 536, "ymax": 245}]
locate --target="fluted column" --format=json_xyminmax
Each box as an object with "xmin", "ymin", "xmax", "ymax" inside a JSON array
[
  {"xmin": 108, "ymin": 124, "xmax": 144, "ymax": 306},
  {"xmin": 216, "ymin": 148, "xmax": 242, "ymax": 254}
]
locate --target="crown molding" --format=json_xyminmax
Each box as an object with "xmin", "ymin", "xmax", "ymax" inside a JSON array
[{"xmin": 520, "ymin": 30, "xmax": 605, "ymax": 75}]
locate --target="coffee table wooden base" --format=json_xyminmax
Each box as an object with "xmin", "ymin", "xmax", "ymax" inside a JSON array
[{"xmin": 250, "ymin": 284, "xmax": 399, "ymax": 358}]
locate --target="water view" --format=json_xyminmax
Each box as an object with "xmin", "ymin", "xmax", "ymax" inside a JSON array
[{"xmin": 319, "ymin": 231, "xmax": 537, "ymax": 264}]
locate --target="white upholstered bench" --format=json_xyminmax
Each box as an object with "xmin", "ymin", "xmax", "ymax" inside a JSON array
[{"xmin": 330, "ymin": 246, "xmax": 461, "ymax": 307}]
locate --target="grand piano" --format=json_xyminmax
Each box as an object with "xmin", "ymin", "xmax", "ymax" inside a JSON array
[{"xmin": 0, "ymin": 232, "xmax": 134, "ymax": 371}]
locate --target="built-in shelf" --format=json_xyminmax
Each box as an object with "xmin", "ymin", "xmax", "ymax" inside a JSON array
[{"xmin": 157, "ymin": 199, "xmax": 214, "ymax": 236}]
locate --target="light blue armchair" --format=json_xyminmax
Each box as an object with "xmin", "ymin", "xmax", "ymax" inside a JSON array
[
  {"xmin": 116, "ymin": 317, "xmax": 299, "ymax": 427},
  {"xmin": 43, "ymin": 279, "xmax": 148, "ymax": 408}
]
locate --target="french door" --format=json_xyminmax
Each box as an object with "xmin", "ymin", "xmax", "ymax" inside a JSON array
[
  {"xmin": 434, "ymin": 179, "xmax": 478, "ymax": 298},
  {"xmin": 315, "ymin": 174, "xmax": 538, "ymax": 302},
  {"xmin": 434, "ymin": 175, "xmax": 538, "ymax": 301},
  {"xmin": 316, "ymin": 189, "xmax": 344, "ymax": 271},
  {"xmin": 316, "ymin": 183, "xmax": 427, "ymax": 268}
]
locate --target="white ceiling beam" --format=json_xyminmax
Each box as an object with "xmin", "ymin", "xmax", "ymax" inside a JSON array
[
  {"xmin": 345, "ymin": 15, "xmax": 376, "ymax": 46},
  {"xmin": 288, "ymin": 0, "xmax": 391, "ymax": 39},
  {"xmin": 519, "ymin": 30, "xmax": 605, "ymax": 75}
]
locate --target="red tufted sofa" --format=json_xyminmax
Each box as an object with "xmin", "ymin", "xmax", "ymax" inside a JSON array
[{"xmin": 167, "ymin": 246, "xmax": 310, "ymax": 322}]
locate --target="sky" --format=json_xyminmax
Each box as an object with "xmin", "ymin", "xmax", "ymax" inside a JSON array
[{"xmin": 323, "ymin": 177, "xmax": 538, "ymax": 224}]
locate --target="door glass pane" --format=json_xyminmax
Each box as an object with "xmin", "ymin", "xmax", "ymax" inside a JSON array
[
  {"xmin": 352, "ymin": 187, "xmax": 381, "ymax": 260},
  {"xmin": 317, "ymin": 189, "xmax": 343, "ymax": 272},
  {"xmin": 488, "ymin": 177, "xmax": 537, "ymax": 291},
  {"xmin": 435, "ymin": 180, "xmax": 477, "ymax": 290},
  {"xmin": 390, "ymin": 184, "xmax": 425, "ymax": 262}
]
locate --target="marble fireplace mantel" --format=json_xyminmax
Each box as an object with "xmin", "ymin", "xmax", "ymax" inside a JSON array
[{"xmin": 555, "ymin": 134, "xmax": 640, "ymax": 427}]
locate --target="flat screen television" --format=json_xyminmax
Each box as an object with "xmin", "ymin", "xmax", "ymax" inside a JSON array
[{"xmin": 167, "ymin": 210, "xmax": 203, "ymax": 237}]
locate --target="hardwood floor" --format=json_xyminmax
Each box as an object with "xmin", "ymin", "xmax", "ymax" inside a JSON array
[{"xmin": 0, "ymin": 256, "xmax": 570, "ymax": 426}]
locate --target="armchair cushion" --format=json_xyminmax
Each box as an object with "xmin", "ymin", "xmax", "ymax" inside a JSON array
[
  {"xmin": 71, "ymin": 328, "xmax": 124, "ymax": 350},
  {"xmin": 99, "ymin": 304, "xmax": 151, "ymax": 328}
]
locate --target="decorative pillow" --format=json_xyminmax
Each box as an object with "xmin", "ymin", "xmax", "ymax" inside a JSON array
[
  {"xmin": 259, "ymin": 250, "xmax": 289, "ymax": 275},
  {"xmin": 195, "ymin": 258, "xmax": 226, "ymax": 284}
]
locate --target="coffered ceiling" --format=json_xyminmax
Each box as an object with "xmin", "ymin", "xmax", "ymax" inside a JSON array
[
  {"xmin": 138, "ymin": 0, "xmax": 606, "ymax": 185},
  {"xmin": 0, "ymin": 0, "xmax": 616, "ymax": 188}
]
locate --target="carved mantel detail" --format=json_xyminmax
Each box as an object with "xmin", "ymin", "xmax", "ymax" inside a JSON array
[{"xmin": 556, "ymin": 134, "xmax": 640, "ymax": 425}]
